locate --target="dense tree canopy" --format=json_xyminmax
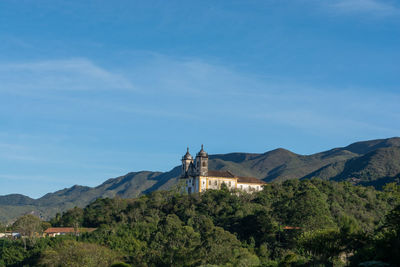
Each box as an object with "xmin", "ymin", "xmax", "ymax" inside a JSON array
[
  {"xmin": 38, "ymin": 240, "xmax": 120, "ymax": 267},
  {"xmin": 1, "ymin": 179, "xmax": 399, "ymax": 266}
]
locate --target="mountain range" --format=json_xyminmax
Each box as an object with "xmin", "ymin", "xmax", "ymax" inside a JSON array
[{"xmin": 1, "ymin": 137, "xmax": 399, "ymax": 224}]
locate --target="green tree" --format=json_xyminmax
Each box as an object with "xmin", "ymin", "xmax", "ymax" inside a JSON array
[
  {"xmin": 372, "ymin": 204, "xmax": 400, "ymax": 265},
  {"xmin": 83, "ymin": 198, "xmax": 128, "ymax": 227},
  {"xmin": 297, "ymin": 228, "xmax": 343, "ymax": 264},
  {"xmin": 52, "ymin": 207, "xmax": 84, "ymax": 228},
  {"xmin": 38, "ymin": 240, "xmax": 119, "ymax": 267},
  {"xmin": 282, "ymin": 181, "xmax": 335, "ymax": 230},
  {"xmin": 0, "ymin": 239, "xmax": 27, "ymax": 266},
  {"xmin": 384, "ymin": 203, "xmax": 400, "ymax": 231},
  {"xmin": 149, "ymin": 214, "xmax": 202, "ymax": 266},
  {"xmin": 236, "ymin": 209, "xmax": 279, "ymax": 246},
  {"xmin": 12, "ymin": 214, "xmax": 42, "ymax": 249}
]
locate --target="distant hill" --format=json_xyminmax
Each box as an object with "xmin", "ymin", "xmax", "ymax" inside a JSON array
[
  {"xmin": 0, "ymin": 169, "xmax": 182, "ymax": 223},
  {"xmin": 0, "ymin": 137, "xmax": 399, "ymax": 224},
  {"xmin": 304, "ymin": 146, "xmax": 400, "ymax": 187},
  {"xmin": 0, "ymin": 194, "xmax": 34, "ymax": 206}
]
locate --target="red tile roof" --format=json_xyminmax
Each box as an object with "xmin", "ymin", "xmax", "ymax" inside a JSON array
[
  {"xmin": 207, "ymin": 170, "xmax": 266, "ymax": 184},
  {"xmin": 207, "ymin": 170, "xmax": 235, "ymax": 178},
  {"xmin": 237, "ymin": 176, "xmax": 266, "ymax": 184}
]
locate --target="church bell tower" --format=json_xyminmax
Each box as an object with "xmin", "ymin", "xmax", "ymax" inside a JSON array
[
  {"xmin": 181, "ymin": 147, "xmax": 193, "ymax": 178},
  {"xmin": 195, "ymin": 144, "xmax": 208, "ymax": 176}
]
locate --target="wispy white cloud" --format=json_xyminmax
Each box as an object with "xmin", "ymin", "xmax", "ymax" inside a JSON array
[
  {"xmin": 0, "ymin": 143, "xmax": 26, "ymax": 150},
  {"xmin": 0, "ymin": 174, "xmax": 61, "ymax": 183},
  {"xmin": 124, "ymin": 54, "xmax": 400, "ymax": 134},
  {"xmin": 0, "ymin": 141, "xmax": 62, "ymax": 163},
  {"xmin": 0, "ymin": 58, "xmax": 135, "ymax": 93},
  {"xmin": 328, "ymin": 0, "xmax": 400, "ymax": 16},
  {"xmin": 0, "ymin": 36, "xmax": 34, "ymax": 49},
  {"xmin": 1, "ymin": 55, "xmax": 399, "ymax": 153}
]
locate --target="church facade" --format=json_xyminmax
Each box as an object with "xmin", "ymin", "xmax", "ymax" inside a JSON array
[{"xmin": 181, "ymin": 145, "xmax": 266, "ymax": 194}]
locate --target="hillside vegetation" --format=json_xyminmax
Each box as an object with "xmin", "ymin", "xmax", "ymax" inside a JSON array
[
  {"xmin": 1, "ymin": 137, "xmax": 399, "ymax": 223},
  {"xmin": 1, "ymin": 179, "xmax": 400, "ymax": 266}
]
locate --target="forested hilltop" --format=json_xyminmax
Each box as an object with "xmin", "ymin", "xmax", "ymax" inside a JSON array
[
  {"xmin": 1, "ymin": 137, "xmax": 400, "ymax": 224},
  {"xmin": 1, "ymin": 179, "xmax": 400, "ymax": 266}
]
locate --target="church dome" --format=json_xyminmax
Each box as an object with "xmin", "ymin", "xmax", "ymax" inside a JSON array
[
  {"xmin": 197, "ymin": 144, "xmax": 208, "ymax": 157},
  {"xmin": 182, "ymin": 147, "xmax": 193, "ymax": 160}
]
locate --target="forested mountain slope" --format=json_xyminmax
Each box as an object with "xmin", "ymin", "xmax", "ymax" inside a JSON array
[
  {"xmin": 1, "ymin": 137, "xmax": 399, "ymax": 223},
  {"xmin": 3, "ymin": 179, "xmax": 400, "ymax": 266},
  {"xmin": 303, "ymin": 146, "xmax": 400, "ymax": 187}
]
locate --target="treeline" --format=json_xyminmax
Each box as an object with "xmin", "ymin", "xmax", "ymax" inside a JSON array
[{"xmin": 1, "ymin": 179, "xmax": 400, "ymax": 266}]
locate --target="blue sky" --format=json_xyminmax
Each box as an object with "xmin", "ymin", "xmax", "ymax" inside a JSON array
[{"xmin": 0, "ymin": 0, "xmax": 399, "ymax": 198}]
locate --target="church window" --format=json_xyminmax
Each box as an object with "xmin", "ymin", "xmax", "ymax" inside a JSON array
[
  {"xmin": 214, "ymin": 181, "xmax": 217, "ymax": 185},
  {"xmin": 202, "ymin": 162, "xmax": 206, "ymax": 167},
  {"xmin": 228, "ymin": 181, "xmax": 231, "ymax": 187},
  {"xmin": 209, "ymin": 181, "xmax": 211, "ymax": 186}
]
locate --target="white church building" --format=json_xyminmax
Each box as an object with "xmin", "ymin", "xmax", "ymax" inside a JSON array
[{"xmin": 181, "ymin": 145, "xmax": 266, "ymax": 194}]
